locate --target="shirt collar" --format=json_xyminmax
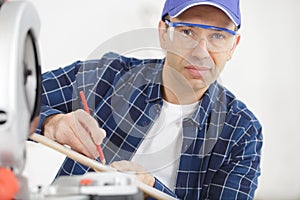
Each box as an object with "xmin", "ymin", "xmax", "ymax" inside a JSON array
[
  {"xmin": 146, "ymin": 58, "xmax": 164, "ymax": 102},
  {"xmin": 191, "ymin": 82, "xmax": 226, "ymax": 128}
]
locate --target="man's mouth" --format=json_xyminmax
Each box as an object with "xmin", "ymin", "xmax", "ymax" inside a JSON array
[{"xmin": 184, "ymin": 65, "xmax": 211, "ymax": 77}]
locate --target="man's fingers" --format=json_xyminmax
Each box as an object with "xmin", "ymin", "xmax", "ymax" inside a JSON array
[
  {"xmin": 46, "ymin": 112, "xmax": 96, "ymax": 158},
  {"xmin": 91, "ymin": 128, "xmax": 106, "ymax": 145},
  {"xmin": 110, "ymin": 160, "xmax": 132, "ymax": 172},
  {"xmin": 68, "ymin": 112, "xmax": 100, "ymax": 158},
  {"xmin": 42, "ymin": 110, "xmax": 106, "ymax": 158},
  {"xmin": 69, "ymin": 135, "xmax": 94, "ymax": 158},
  {"xmin": 73, "ymin": 109, "xmax": 106, "ymax": 144},
  {"xmin": 110, "ymin": 160, "xmax": 147, "ymax": 174},
  {"xmin": 110, "ymin": 161, "xmax": 155, "ymax": 187}
]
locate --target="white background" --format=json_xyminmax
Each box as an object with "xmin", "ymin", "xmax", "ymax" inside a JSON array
[{"xmin": 19, "ymin": 0, "xmax": 300, "ymax": 199}]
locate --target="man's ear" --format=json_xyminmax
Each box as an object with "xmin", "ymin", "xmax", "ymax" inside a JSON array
[
  {"xmin": 227, "ymin": 34, "xmax": 241, "ymax": 61},
  {"xmin": 158, "ymin": 20, "xmax": 168, "ymax": 50}
]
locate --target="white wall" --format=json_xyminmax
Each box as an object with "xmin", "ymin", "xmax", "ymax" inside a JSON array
[{"xmin": 21, "ymin": 0, "xmax": 300, "ymax": 199}]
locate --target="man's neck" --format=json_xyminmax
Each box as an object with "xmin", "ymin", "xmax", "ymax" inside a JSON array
[
  {"xmin": 162, "ymin": 85, "xmax": 206, "ymax": 105},
  {"xmin": 162, "ymin": 68, "xmax": 208, "ymax": 105}
]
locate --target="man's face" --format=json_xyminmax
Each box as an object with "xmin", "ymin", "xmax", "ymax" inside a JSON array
[{"xmin": 159, "ymin": 5, "xmax": 240, "ymax": 92}]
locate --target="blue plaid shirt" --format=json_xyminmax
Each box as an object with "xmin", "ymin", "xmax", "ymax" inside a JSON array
[{"xmin": 38, "ymin": 52, "xmax": 263, "ymax": 200}]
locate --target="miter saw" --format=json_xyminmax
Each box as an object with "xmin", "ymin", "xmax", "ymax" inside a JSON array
[
  {"xmin": 0, "ymin": 1, "xmax": 143, "ymax": 199},
  {"xmin": 0, "ymin": 0, "xmax": 41, "ymax": 199}
]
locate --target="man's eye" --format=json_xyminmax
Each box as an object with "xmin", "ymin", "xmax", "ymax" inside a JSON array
[
  {"xmin": 181, "ymin": 29, "xmax": 193, "ymax": 36},
  {"xmin": 211, "ymin": 32, "xmax": 226, "ymax": 40}
]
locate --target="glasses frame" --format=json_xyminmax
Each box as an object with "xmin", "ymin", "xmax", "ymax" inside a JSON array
[{"xmin": 164, "ymin": 20, "xmax": 237, "ymax": 36}]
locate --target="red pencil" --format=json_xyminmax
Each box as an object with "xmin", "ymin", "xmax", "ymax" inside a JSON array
[{"xmin": 79, "ymin": 91, "xmax": 106, "ymax": 165}]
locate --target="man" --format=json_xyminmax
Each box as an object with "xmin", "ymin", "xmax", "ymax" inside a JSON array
[{"xmin": 38, "ymin": 0, "xmax": 263, "ymax": 199}]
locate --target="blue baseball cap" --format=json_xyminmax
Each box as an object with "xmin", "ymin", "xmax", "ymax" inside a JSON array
[{"xmin": 161, "ymin": 0, "xmax": 241, "ymax": 28}]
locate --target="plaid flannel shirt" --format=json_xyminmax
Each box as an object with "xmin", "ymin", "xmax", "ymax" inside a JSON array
[{"xmin": 38, "ymin": 52, "xmax": 263, "ymax": 200}]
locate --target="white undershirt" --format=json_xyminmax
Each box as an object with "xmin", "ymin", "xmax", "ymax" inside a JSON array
[{"xmin": 131, "ymin": 100, "xmax": 198, "ymax": 190}]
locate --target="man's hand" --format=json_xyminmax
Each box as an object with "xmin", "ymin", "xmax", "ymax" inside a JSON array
[
  {"xmin": 110, "ymin": 160, "xmax": 155, "ymax": 187},
  {"xmin": 42, "ymin": 109, "xmax": 106, "ymax": 158}
]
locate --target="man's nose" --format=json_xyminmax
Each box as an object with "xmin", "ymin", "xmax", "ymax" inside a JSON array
[{"xmin": 191, "ymin": 39, "xmax": 210, "ymax": 58}]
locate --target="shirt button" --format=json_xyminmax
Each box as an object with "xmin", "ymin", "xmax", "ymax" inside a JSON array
[{"xmin": 155, "ymin": 105, "xmax": 160, "ymax": 112}]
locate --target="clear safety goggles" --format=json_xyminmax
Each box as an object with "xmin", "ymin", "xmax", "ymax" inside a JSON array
[{"xmin": 165, "ymin": 20, "xmax": 237, "ymax": 53}]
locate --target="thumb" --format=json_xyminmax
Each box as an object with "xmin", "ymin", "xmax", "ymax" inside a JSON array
[{"xmin": 91, "ymin": 128, "xmax": 106, "ymax": 145}]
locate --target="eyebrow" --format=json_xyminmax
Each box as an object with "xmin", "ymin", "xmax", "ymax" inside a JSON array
[{"xmin": 165, "ymin": 20, "xmax": 237, "ymax": 35}]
